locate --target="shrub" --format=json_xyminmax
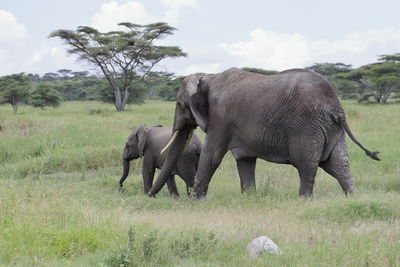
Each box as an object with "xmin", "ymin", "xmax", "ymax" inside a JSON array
[
  {"xmin": 105, "ymin": 227, "xmax": 218, "ymax": 267},
  {"xmin": 51, "ymin": 229, "xmax": 100, "ymax": 258},
  {"xmin": 302, "ymin": 200, "xmax": 400, "ymax": 223}
]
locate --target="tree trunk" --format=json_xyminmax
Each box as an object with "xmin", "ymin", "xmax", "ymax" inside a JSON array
[
  {"xmin": 114, "ymin": 85, "xmax": 124, "ymax": 111},
  {"xmin": 11, "ymin": 96, "xmax": 17, "ymax": 113},
  {"xmin": 121, "ymin": 86, "xmax": 130, "ymax": 110},
  {"xmin": 382, "ymin": 87, "xmax": 394, "ymax": 104}
]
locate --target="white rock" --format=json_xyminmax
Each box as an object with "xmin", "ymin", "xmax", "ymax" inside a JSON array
[{"xmin": 247, "ymin": 235, "xmax": 282, "ymax": 257}]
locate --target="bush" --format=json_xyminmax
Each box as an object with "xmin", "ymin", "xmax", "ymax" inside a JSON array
[
  {"xmin": 30, "ymin": 83, "xmax": 62, "ymax": 110},
  {"xmin": 105, "ymin": 226, "xmax": 219, "ymax": 266},
  {"xmin": 302, "ymin": 200, "xmax": 400, "ymax": 223},
  {"xmin": 52, "ymin": 229, "xmax": 100, "ymax": 258}
]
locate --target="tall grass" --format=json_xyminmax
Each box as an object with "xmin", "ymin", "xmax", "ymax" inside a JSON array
[{"xmin": 0, "ymin": 101, "xmax": 399, "ymax": 266}]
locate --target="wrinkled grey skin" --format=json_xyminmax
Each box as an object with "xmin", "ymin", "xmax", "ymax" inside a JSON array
[
  {"xmin": 119, "ymin": 125, "xmax": 202, "ymax": 196},
  {"xmin": 149, "ymin": 68, "xmax": 380, "ymax": 198}
]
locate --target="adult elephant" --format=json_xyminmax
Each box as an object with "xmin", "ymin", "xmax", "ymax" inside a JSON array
[{"xmin": 149, "ymin": 68, "xmax": 380, "ymax": 198}]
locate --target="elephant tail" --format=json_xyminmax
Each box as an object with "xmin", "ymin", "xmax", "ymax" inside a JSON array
[{"xmin": 339, "ymin": 117, "xmax": 381, "ymax": 161}]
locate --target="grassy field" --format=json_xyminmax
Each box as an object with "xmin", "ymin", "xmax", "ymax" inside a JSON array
[{"xmin": 0, "ymin": 100, "xmax": 399, "ymax": 266}]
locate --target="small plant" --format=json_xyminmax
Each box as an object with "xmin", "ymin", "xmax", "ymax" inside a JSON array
[
  {"xmin": 87, "ymin": 107, "xmax": 111, "ymax": 115},
  {"xmin": 29, "ymin": 145, "xmax": 45, "ymax": 158},
  {"xmin": 105, "ymin": 227, "xmax": 137, "ymax": 267},
  {"xmin": 88, "ymin": 108, "xmax": 102, "ymax": 115},
  {"xmin": 105, "ymin": 227, "xmax": 135, "ymax": 267},
  {"xmin": 51, "ymin": 229, "xmax": 100, "ymax": 259}
]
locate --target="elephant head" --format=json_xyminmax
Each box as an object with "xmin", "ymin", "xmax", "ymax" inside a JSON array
[
  {"xmin": 119, "ymin": 125, "xmax": 147, "ymax": 188},
  {"xmin": 173, "ymin": 74, "xmax": 209, "ymax": 133},
  {"xmin": 149, "ymin": 74, "xmax": 208, "ymax": 196}
]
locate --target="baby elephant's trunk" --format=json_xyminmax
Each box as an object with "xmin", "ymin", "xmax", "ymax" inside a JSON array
[{"xmin": 119, "ymin": 158, "xmax": 131, "ymax": 188}]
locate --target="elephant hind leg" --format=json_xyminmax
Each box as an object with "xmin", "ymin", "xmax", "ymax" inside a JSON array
[
  {"xmin": 319, "ymin": 139, "xmax": 355, "ymax": 195},
  {"xmin": 166, "ymin": 175, "xmax": 180, "ymax": 197},
  {"xmin": 177, "ymin": 159, "xmax": 196, "ymax": 197},
  {"xmin": 296, "ymin": 164, "xmax": 319, "ymax": 197},
  {"xmin": 289, "ymin": 137, "xmax": 323, "ymax": 197},
  {"xmin": 236, "ymin": 157, "xmax": 257, "ymax": 193}
]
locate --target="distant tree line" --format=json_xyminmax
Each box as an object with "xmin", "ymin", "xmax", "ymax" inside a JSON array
[
  {"xmin": 244, "ymin": 54, "xmax": 400, "ymax": 104},
  {"xmin": 0, "ymin": 69, "xmax": 183, "ymax": 112},
  {"xmin": 306, "ymin": 54, "xmax": 400, "ymax": 104},
  {"xmin": 1, "ymin": 53, "xmax": 400, "ymax": 113}
]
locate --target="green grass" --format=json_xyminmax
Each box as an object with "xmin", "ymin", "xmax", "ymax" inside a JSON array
[{"xmin": 0, "ymin": 100, "xmax": 399, "ymax": 266}]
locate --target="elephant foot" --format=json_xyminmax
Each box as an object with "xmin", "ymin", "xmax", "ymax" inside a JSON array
[
  {"xmin": 299, "ymin": 192, "xmax": 314, "ymax": 200},
  {"xmin": 119, "ymin": 185, "xmax": 125, "ymax": 193},
  {"xmin": 148, "ymin": 192, "xmax": 156, "ymax": 198},
  {"xmin": 344, "ymin": 185, "xmax": 356, "ymax": 196},
  {"xmin": 192, "ymin": 190, "xmax": 207, "ymax": 200},
  {"xmin": 170, "ymin": 193, "xmax": 180, "ymax": 199},
  {"xmin": 241, "ymin": 186, "xmax": 256, "ymax": 194}
]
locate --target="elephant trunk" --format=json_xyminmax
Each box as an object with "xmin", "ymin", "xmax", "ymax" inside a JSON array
[
  {"xmin": 149, "ymin": 128, "xmax": 191, "ymax": 196},
  {"xmin": 119, "ymin": 158, "xmax": 131, "ymax": 188}
]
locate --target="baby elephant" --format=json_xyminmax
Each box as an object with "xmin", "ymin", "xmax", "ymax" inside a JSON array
[{"xmin": 119, "ymin": 124, "xmax": 202, "ymax": 196}]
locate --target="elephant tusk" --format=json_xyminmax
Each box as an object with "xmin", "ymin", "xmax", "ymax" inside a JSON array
[
  {"xmin": 160, "ymin": 130, "xmax": 179, "ymax": 154},
  {"xmin": 186, "ymin": 130, "xmax": 193, "ymax": 145}
]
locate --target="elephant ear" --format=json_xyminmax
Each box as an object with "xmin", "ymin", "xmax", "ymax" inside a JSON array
[
  {"xmin": 137, "ymin": 124, "xmax": 147, "ymax": 157},
  {"xmin": 189, "ymin": 78, "xmax": 209, "ymax": 132}
]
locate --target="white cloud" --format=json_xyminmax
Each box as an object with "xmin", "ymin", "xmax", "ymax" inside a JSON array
[
  {"xmin": 221, "ymin": 27, "xmax": 400, "ymax": 71},
  {"xmin": 91, "ymin": 0, "xmax": 197, "ymax": 31},
  {"xmin": 0, "ymin": 0, "xmax": 198, "ymax": 76},
  {"xmin": 16, "ymin": 43, "xmax": 84, "ymax": 75},
  {"xmin": 221, "ymin": 28, "xmax": 310, "ymax": 71},
  {"xmin": 161, "ymin": 0, "xmax": 197, "ymax": 25},
  {"xmin": 91, "ymin": 1, "xmax": 158, "ymax": 31},
  {"xmin": 0, "ymin": 9, "xmax": 26, "ymax": 45},
  {"xmin": 0, "ymin": 9, "xmax": 28, "ymax": 75},
  {"xmin": 0, "ymin": 9, "xmax": 91, "ymax": 76}
]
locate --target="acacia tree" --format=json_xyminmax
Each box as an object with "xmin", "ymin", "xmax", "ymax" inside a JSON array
[
  {"xmin": 241, "ymin": 67, "xmax": 278, "ymax": 75},
  {"xmin": 49, "ymin": 22, "xmax": 186, "ymax": 111},
  {"xmin": 306, "ymin": 62, "xmax": 352, "ymax": 77},
  {"xmin": 306, "ymin": 63, "xmax": 362, "ymax": 99},
  {"xmin": 30, "ymin": 83, "xmax": 62, "ymax": 110},
  {"xmin": 334, "ymin": 60, "xmax": 400, "ymax": 104},
  {"xmin": 0, "ymin": 74, "xmax": 31, "ymax": 113}
]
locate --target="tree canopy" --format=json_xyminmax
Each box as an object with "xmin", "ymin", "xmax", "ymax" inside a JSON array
[
  {"xmin": 334, "ymin": 61, "xmax": 400, "ymax": 104},
  {"xmin": 306, "ymin": 63, "xmax": 352, "ymax": 77},
  {"xmin": 30, "ymin": 83, "xmax": 63, "ymax": 110},
  {"xmin": 0, "ymin": 74, "xmax": 31, "ymax": 113},
  {"xmin": 49, "ymin": 22, "xmax": 186, "ymax": 111},
  {"xmin": 241, "ymin": 67, "xmax": 278, "ymax": 75}
]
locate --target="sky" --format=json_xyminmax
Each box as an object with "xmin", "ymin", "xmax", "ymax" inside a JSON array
[{"xmin": 1, "ymin": 0, "xmax": 400, "ymax": 76}]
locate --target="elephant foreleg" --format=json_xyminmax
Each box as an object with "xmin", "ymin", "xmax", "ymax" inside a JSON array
[
  {"xmin": 142, "ymin": 164, "xmax": 155, "ymax": 194},
  {"xmin": 236, "ymin": 157, "xmax": 257, "ymax": 193},
  {"xmin": 193, "ymin": 134, "xmax": 228, "ymax": 198},
  {"xmin": 166, "ymin": 175, "xmax": 180, "ymax": 197}
]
